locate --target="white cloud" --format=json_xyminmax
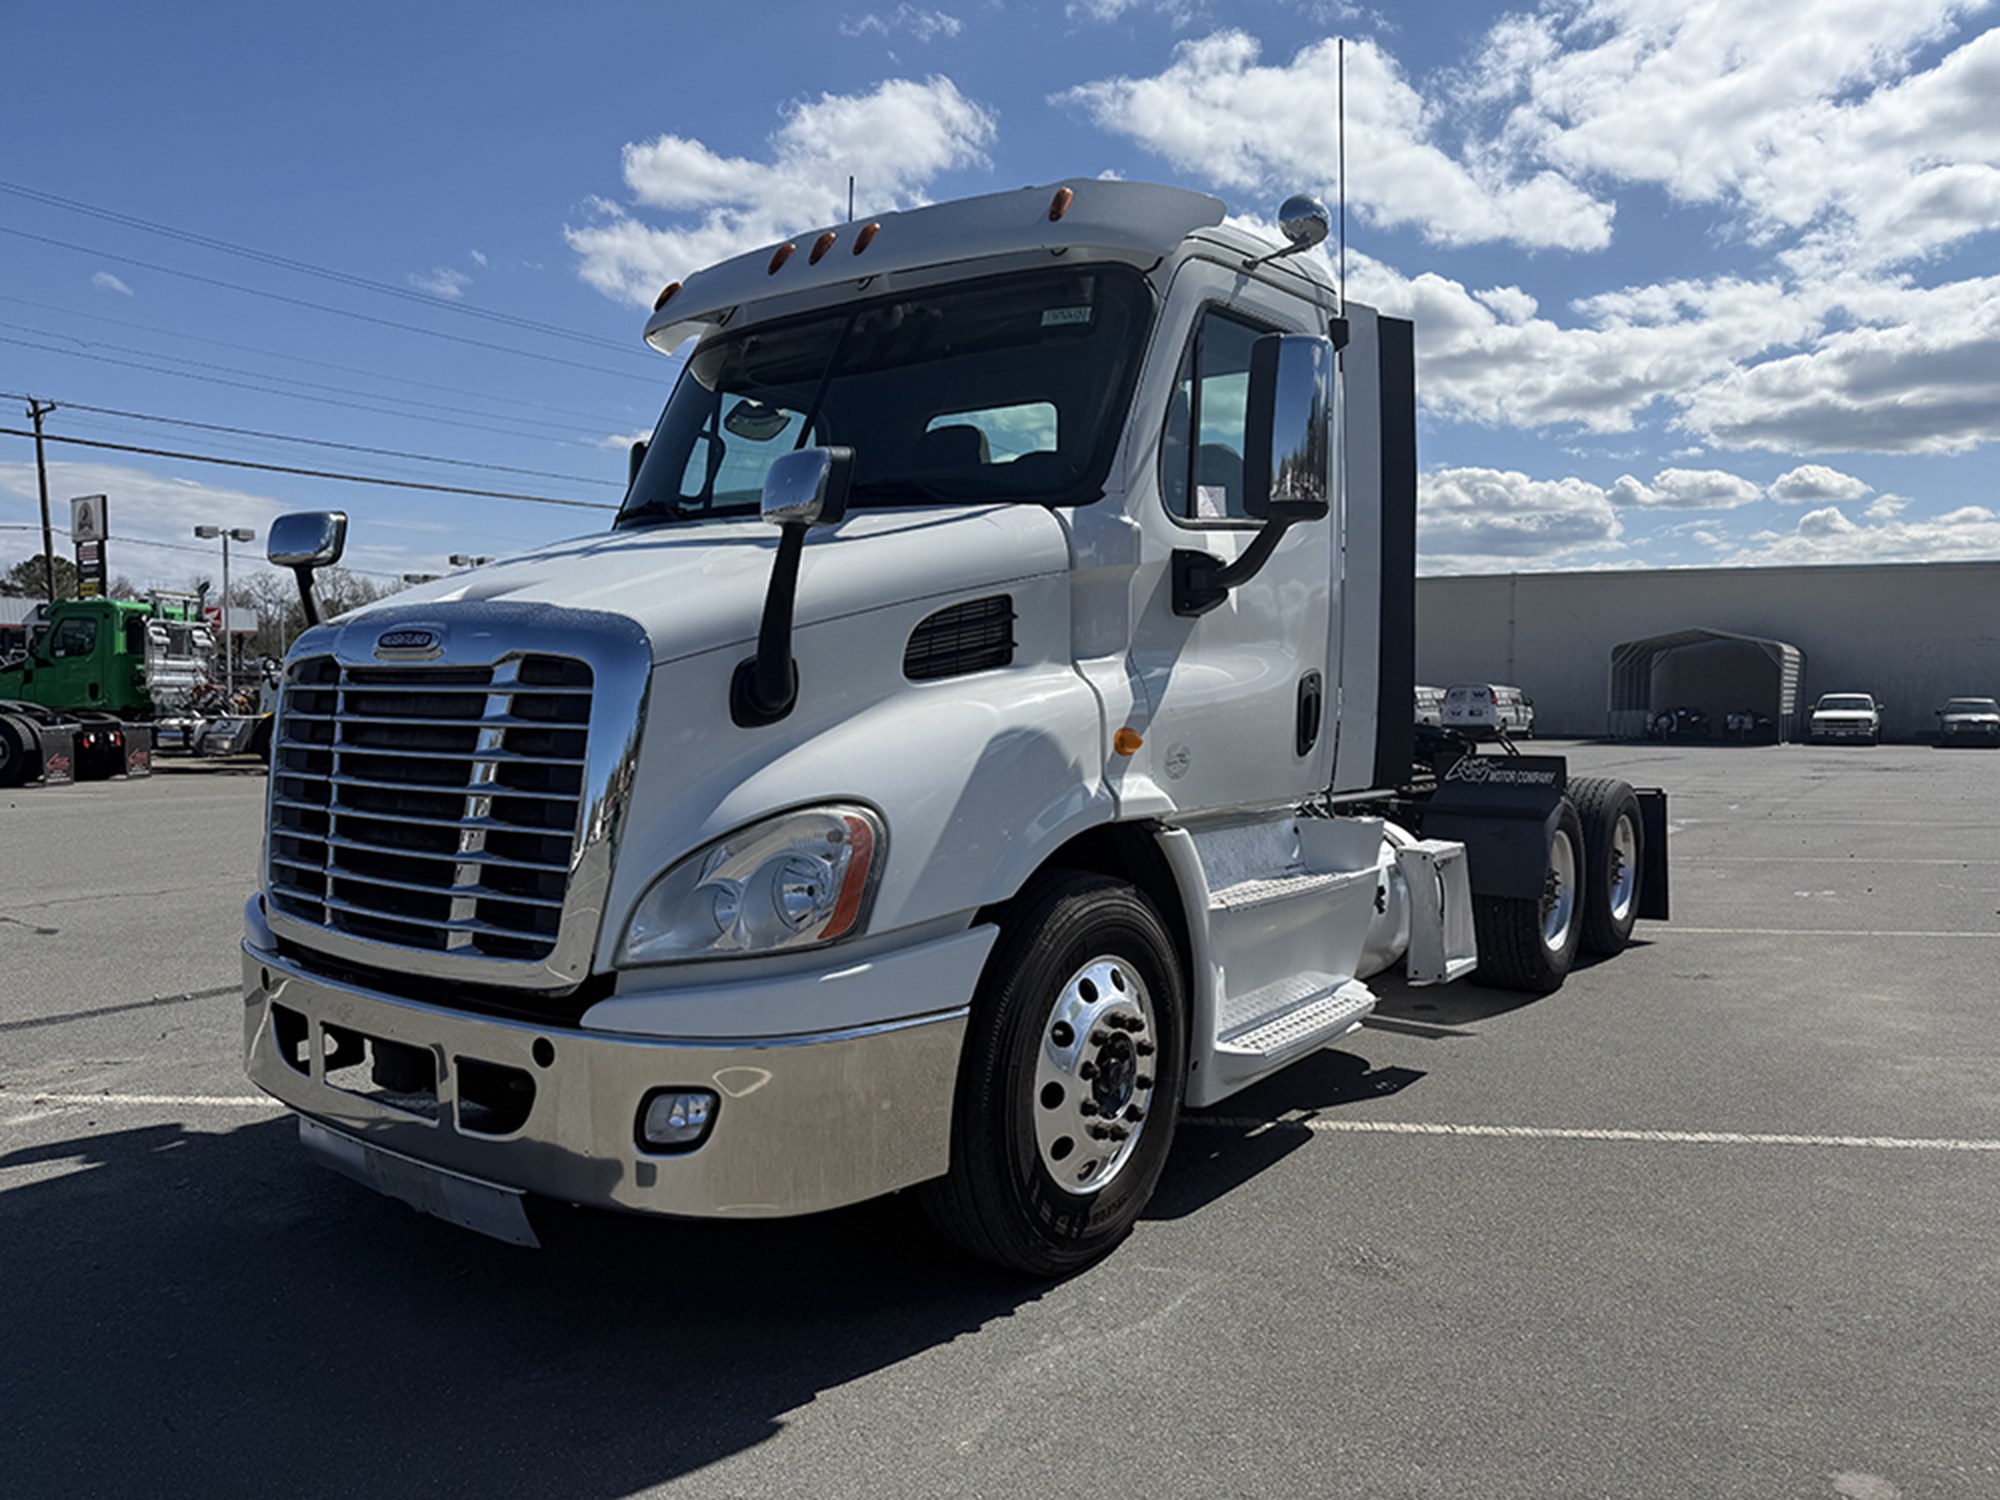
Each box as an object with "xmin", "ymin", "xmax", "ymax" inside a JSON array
[
  {"xmin": 410, "ymin": 267, "xmax": 472, "ymax": 299},
  {"xmin": 1418, "ymin": 464, "xmax": 1626, "ymax": 572},
  {"xmin": 91, "ymin": 272, "xmax": 133, "ymax": 297},
  {"xmin": 1862, "ymin": 494, "xmax": 1911, "ymax": 520},
  {"xmin": 1769, "ymin": 463, "xmax": 1872, "ymax": 504},
  {"xmin": 1476, "ymin": 0, "xmax": 1995, "ymax": 270},
  {"xmin": 1723, "ymin": 499, "xmax": 2000, "ymax": 564},
  {"xmin": 1059, "ymin": 32, "xmax": 1615, "ymax": 251},
  {"xmin": 469, "ymin": 249, "xmax": 489, "ymax": 268},
  {"xmin": 597, "ymin": 430, "xmax": 653, "ymax": 450},
  {"xmin": 1674, "ymin": 274, "xmax": 2000, "ymax": 453},
  {"xmin": 567, "ymin": 77, "xmax": 996, "ymax": 305},
  {"xmin": 1610, "ymin": 467, "xmax": 1765, "ymax": 510},
  {"xmin": 1068, "ymin": 0, "xmax": 1144, "ymax": 18},
  {"xmin": 841, "ymin": 6, "xmax": 963, "ymax": 41}
]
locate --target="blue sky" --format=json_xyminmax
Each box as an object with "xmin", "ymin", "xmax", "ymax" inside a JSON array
[{"xmin": 3, "ymin": 0, "xmax": 1997, "ymax": 591}]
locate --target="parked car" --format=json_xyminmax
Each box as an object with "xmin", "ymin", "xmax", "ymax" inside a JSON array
[
  {"xmin": 1936, "ymin": 696, "xmax": 2000, "ymax": 746},
  {"xmin": 1809, "ymin": 693, "xmax": 1880, "ymax": 744},
  {"xmin": 1442, "ymin": 682, "xmax": 1533, "ymax": 739},
  {"xmin": 1647, "ymin": 705, "xmax": 1711, "ymax": 740},
  {"xmin": 1414, "ymin": 684, "xmax": 1444, "ymax": 727}
]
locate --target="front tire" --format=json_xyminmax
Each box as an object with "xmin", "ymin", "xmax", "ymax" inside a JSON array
[
  {"xmin": 1472, "ymin": 798, "xmax": 1585, "ymax": 993},
  {"xmin": 0, "ymin": 719, "xmax": 34, "ymax": 789},
  {"xmin": 920, "ymin": 870, "xmax": 1187, "ymax": 1276},
  {"xmin": 1569, "ymin": 776, "xmax": 1643, "ymax": 955}
]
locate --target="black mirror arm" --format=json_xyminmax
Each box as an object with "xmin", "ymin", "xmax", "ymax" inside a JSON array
[
  {"xmin": 731, "ymin": 523, "xmax": 806, "ymax": 726},
  {"xmin": 292, "ymin": 565, "xmax": 324, "ymax": 628},
  {"xmin": 1171, "ymin": 515, "xmax": 1299, "ymax": 617}
]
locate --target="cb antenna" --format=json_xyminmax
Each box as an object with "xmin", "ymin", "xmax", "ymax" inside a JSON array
[{"xmin": 1338, "ymin": 37, "xmax": 1347, "ymax": 310}]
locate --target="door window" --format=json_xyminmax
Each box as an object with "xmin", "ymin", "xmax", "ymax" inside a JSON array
[
  {"xmin": 50, "ymin": 616, "xmax": 97, "ymax": 658},
  {"xmin": 1162, "ymin": 309, "xmax": 1268, "ymax": 523}
]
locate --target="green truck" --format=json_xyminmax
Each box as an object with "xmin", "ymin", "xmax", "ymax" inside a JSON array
[{"xmin": 0, "ymin": 595, "xmax": 226, "ymax": 786}]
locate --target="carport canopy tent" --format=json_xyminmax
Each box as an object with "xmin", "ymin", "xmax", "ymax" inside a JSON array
[{"xmin": 1608, "ymin": 626, "xmax": 1804, "ymax": 739}]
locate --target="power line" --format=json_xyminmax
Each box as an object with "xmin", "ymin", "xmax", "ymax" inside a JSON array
[
  {"xmin": 0, "ymin": 390, "xmax": 623, "ymax": 488},
  {"xmin": 0, "ymin": 224, "xmax": 657, "ymax": 384},
  {"xmin": 0, "ymin": 178, "xmax": 650, "ymax": 359},
  {"xmin": 0, "ymin": 326, "xmax": 615, "ymax": 447},
  {"xmin": 0, "ymin": 292, "xmax": 644, "ymax": 427},
  {"xmin": 0, "ymin": 427, "xmax": 620, "ymax": 510},
  {"xmin": 0, "ymin": 521, "xmax": 403, "ymax": 578}
]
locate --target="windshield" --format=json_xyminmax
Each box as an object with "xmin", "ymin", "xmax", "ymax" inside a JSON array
[
  {"xmin": 1818, "ymin": 695, "xmax": 1874, "ymax": 711},
  {"xmin": 619, "ymin": 267, "xmax": 1153, "ymax": 527},
  {"xmin": 1945, "ymin": 698, "xmax": 1998, "ymax": 713}
]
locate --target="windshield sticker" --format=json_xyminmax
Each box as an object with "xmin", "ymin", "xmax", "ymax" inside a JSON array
[{"xmin": 1041, "ymin": 306, "xmax": 1093, "ymax": 327}]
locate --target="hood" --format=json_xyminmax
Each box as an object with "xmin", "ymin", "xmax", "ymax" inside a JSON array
[{"xmin": 349, "ymin": 505, "xmax": 1072, "ymax": 663}]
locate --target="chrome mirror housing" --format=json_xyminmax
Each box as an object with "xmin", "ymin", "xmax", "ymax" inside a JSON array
[
  {"xmin": 267, "ymin": 511, "xmax": 348, "ymax": 569},
  {"xmin": 1277, "ymin": 194, "xmax": 1331, "ymax": 252},
  {"xmin": 760, "ymin": 446, "xmax": 854, "ymax": 529}
]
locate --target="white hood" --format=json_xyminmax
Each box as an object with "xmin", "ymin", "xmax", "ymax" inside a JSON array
[{"xmin": 352, "ymin": 505, "xmax": 1072, "ymax": 663}]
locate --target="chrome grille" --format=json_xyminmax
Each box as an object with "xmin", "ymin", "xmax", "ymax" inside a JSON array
[{"xmin": 268, "ymin": 653, "xmax": 593, "ymax": 961}]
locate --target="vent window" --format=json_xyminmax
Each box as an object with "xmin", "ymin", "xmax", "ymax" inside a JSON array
[{"xmin": 904, "ymin": 596, "xmax": 1016, "ymax": 681}]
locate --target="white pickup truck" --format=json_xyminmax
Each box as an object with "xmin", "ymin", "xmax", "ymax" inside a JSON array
[{"xmin": 241, "ymin": 179, "xmax": 1667, "ymax": 1273}]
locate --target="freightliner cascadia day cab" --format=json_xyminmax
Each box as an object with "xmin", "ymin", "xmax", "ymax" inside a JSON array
[{"xmin": 243, "ymin": 180, "xmax": 1668, "ymax": 1274}]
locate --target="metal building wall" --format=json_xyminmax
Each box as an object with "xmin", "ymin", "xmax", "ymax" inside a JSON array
[{"xmin": 1415, "ymin": 560, "xmax": 2000, "ymax": 740}]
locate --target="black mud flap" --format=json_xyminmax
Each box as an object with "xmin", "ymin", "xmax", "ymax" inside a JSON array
[
  {"xmin": 1636, "ymin": 788, "xmax": 1670, "ymax": 920},
  {"xmin": 1409, "ymin": 754, "xmax": 1569, "ymax": 901},
  {"xmin": 34, "ymin": 723, "xmax": 76, "ymax": 786},
  {"xmin": 122, "ymin": 721, "xmax": 154, "ymax": 778}
]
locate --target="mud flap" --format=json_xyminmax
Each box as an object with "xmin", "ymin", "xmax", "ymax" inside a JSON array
[
  {"xmin": 298, "ymin": 1117, "xmax": 540, "ymax": 1248},
  {"xmin": 1636, "ymin": 788, "xmax": 1670, "ymax": 920}
]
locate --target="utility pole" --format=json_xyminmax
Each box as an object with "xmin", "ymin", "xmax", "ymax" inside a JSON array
[{"xmin": 27, "ymin": 398, "xmax": 57, "ymax": 603}]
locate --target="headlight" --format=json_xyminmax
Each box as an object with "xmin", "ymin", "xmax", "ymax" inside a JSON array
[{"xmin": 618, "ymin": 804, "xmax": 884, "ymax": 966}]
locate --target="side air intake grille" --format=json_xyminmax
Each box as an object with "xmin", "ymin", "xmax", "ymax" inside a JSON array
[
  {"xmin": 267, "ymin": 653, "xmax": 592, "ymax": 961},
  {"xmin": 903, "ymin": 595, "xmax": 1015, "ymax": 681}
]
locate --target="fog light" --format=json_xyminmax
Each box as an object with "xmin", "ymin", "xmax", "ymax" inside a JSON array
[{"xmin": 638, "ymin": 1089, "xmax": 717, "ymax": 1152}]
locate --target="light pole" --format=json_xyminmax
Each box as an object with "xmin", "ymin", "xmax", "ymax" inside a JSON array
[{"xmin": 194, "ymin": 524, "xmax": 256, "ymax": 699}]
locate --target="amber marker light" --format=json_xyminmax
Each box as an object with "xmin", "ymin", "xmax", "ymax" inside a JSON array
[
  {"xmin": 810, "ymin": 231, "xmax": 838, "ymax": 264},
  {"xmin": 652, "ymin": 281, "xmax": 682, "ymax": 312},
  {"xmin": 853, "ymin": 221, "xmax": 882, "ymax": 254},
  {"xmin": 1113, "ymin": 727, "xmax": 1144, "ymax": 756},
  {"xmin": 1048, "ymin": 186, "xmax": 1073, "ymax": 221},
  {"xmin": 768, "ymin": 242, "xmax": 797, "ymax": 274}
]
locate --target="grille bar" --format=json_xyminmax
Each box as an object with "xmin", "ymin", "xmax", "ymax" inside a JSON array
[{"xmin": 268, "ymin": 653, "xmax": 593, "ymax": 961}]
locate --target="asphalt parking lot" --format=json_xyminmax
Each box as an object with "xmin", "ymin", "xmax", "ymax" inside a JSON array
[{"xmin": 4, "ymin": 742, "xmax": 1998, "ymax": 1500}]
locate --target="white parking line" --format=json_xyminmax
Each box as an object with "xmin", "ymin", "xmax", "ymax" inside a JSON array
[
  {"xmin": 13, "ymin": 1093, "xmax": 1998, "ymax": 1155},
  {"xmin": 1666, "ymin": 927, "xmax": 2000, "ymax": 939},
  {"xmin": 1185, "ymin": 1118, "xmax": 2000, "ymax": 1151}
]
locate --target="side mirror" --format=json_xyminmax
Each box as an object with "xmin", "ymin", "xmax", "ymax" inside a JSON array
[
  {"xmin": 268, "ymin": 511, "xmax": 348, "ymax": 628},
  {"xmin": 267, "ymin": 511, "xmax": 347, "ymax": 569},
  {"xmin": 735, "ymin": 446, "xmax": 856, "ymax": 728},
  {"xmin": 1244, "ymin": 334, "xmax": 1333, "ymax": 523},
  {"xmin": 1174, "ymin": 335, "xmax": 1333, "ymax": 617},
  {"xmin": 761, "ymin": 446, "xmax": 854, "ymax": 529}
]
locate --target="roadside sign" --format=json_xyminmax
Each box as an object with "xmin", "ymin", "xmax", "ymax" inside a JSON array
[{"xmin": 70, "ymin": 494, "xmax": 108, "ymax": 542}]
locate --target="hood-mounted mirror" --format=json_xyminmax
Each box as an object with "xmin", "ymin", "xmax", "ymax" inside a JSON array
[{"xmin": 268, "ymin": 511, "xmax": 348, "ymax": 627}]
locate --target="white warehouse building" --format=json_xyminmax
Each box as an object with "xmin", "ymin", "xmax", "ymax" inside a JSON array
[{"xmin": 1414, "ymin": 560, "xmax": 2000, "ymax": 743}]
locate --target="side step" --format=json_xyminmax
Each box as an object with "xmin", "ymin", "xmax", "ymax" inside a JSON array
[{"xmin": 1208, "ymin": 977, "xmax": 1376, "ymax": 1095}]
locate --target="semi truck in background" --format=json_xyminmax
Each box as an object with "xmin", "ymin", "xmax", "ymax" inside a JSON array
[
  {"xmin": 0, "ymin": 593, "xmax": 278, "ymax": 787},
  {"xmin": 240, "ymin": 179, "xmax": 1668, "ymax": 1274}
]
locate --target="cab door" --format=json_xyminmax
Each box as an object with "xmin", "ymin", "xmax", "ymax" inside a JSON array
[{"xmin": 1117, "ymin": 261, "xmax": 1336, "ymax": 814}]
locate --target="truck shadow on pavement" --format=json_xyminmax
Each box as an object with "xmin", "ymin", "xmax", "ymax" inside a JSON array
[{"xmin": 0, "ymin": 1117, "xmax": 1043, "ymax": 1499}]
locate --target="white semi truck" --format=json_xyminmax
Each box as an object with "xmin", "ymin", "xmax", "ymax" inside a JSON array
[{"xmin": 242, "ymin": 179, "xmax": 1666, "ymax": 1273}]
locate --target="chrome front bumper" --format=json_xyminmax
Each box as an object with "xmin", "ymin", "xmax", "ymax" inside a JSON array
[{"xmin": 242, "ymin": 945, "xmax": 971, "ymax": 1221}]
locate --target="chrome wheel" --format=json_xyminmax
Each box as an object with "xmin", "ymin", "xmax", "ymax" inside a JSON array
[
  {"xmin": 1540, "ymin": 828, "xmax": 1578, "ymax": 955},
  {"xmin": 1032, "ymin": 955, "xmax": 1158, "ymax": 1195},
  {"xmin": 1607, "ymin": 812, "xmax": 1638, "ymax": 923}
]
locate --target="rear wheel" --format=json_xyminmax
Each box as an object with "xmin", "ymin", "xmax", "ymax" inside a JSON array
[
  {"xmin": 0, "ymin": 719, "xmax": 34, "ymax": 788},
  {"xmin": 920, "ymin": 870, "xmax": 1186, "ymax": 1276},
  {"xmin": 1472, "ymin": 798, "xmax": 1585, "ymax": 993},
  {"xmin": 1569, "ymin": 776, "xmax": 1644, "ymax": 955}
]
